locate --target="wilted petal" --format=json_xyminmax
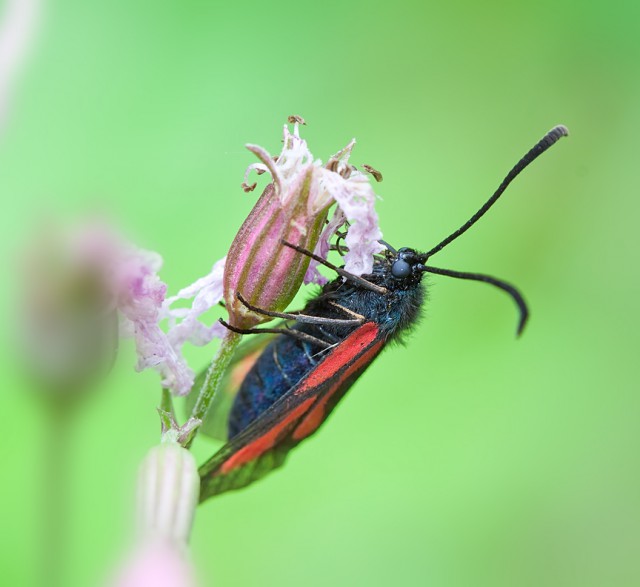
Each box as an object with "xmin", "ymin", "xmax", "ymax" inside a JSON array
[
  {"xmin": 129, "ymin": 318, "xmax": 194, "ymax": 396},
  {"xmin": 111, "ymin": 245, "xmax": 193, "ymax": 396},
  {"xmin": 76, "ymin": 223, "xmax": 194, "ymax": 396},
  {"xmin": 163, "ymin": 256, "xmax": 227, "ymax": 348},
  {"xmin": 245, "ymin": 122, "xmax": 316, "ymax": 206},
  {"xmin": 319, "ymin": 168, "xmax": 384, "ymax": 275}
]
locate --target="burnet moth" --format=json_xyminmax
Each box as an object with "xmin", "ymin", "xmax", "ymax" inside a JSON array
[{"xmin": 198, "ymin": 125, "xmax": 568, "ymax": 501}]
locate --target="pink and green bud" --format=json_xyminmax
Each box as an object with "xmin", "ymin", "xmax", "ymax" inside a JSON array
[
  {"xmin": 223, "ymin": 180, "xmax": 328, "ymax": 329},
  {"xmin": 224, "ymin": 120, "xmax": 384, "ymax": 328},
  {"xmin": 162, "ymin": 119, "xmax": 384, "ymax": 351}
]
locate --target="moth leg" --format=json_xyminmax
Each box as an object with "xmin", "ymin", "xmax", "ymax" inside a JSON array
[
  {"xmin": 312, "ymin": 325, "xmax": 341, "ymax": 344},
  {"xmin": 236, "ymin": 292, "xmax": 363, "ymax": 327},
  {"xmin": 218, "ymin": 318, "xmax": 332, "ymax": 349},
  {"xmin": 327, "ymin": 301, "xmax": 365, "ymax": 321}
]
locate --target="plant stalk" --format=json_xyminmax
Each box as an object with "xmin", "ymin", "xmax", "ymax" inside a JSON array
[{"xmin": 187, "ymin": 330, "xmax": 241, "ymax": 447}]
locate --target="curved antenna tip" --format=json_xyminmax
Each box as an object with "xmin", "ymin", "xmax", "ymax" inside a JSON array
[
  {"xmin": 422, "ymin": 124, "xmax": 570, "ymax": 260},
  {"xmin": 551, "ymin": 124, "xmax": 569, "ymax": 137},
  {"xmin": 417, "ymin": 264, "xmax": 530, "ymax": 338},
  {"xmin": 516, "ymin": 313, "xmax": 528, "ymax": 337}
]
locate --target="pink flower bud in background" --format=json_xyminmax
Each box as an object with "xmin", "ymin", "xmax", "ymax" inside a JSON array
[
  {"xmin": 17, "ymin": 219, "xmax": 195, "ymax": 397},
  {"xmin": 18, "ymin": 223, "xmax": 119, "ymax": 397},
  {"xmin": 109, "ymin": 442, "xmax": 201, "ymax": 587}
]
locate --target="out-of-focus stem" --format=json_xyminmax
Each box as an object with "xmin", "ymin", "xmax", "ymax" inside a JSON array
[
  {"xmin": 41, "ymin": 398, "xmax": 73, "ymax": 587},
  {"xmin": 187, "ymin": 330, "xmax": 241, "ymax": 447}
]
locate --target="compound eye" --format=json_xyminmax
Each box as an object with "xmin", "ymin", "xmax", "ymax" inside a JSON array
[{"xmin": 391, "ymin": 259, "xmax": 412, "ymax": 279}]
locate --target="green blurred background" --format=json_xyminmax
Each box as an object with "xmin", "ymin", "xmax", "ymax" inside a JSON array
[{"xmin": 2, "ymin": 0, "xmax": 639, "ymax": 586}]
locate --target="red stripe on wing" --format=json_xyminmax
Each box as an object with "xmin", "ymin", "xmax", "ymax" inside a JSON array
[
  {"xmin": 220, "ymin": 396, "xmax": 316, "ymax": 473},
  {"xmin": 219, "ymin": 322, "xmax": 381, "ymax": 474},
  {"xmin": 292, "ymin": 338, "xmax": 383, "ymax": 440},
  {"xmin": 295, "ymin": 322, "xmax": 379, "ymax": 394}
]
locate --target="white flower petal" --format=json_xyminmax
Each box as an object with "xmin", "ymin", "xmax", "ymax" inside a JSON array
[
  {"xmin": 319, "ymin": 168, "xmax": 384, "ymax": 275},
  {"xmin": 244, "ymin": 122, "xmax": 384, "ymax": 279}
]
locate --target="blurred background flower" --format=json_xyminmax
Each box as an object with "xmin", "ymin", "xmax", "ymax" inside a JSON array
[
  {"xmin": 0, "ymin": 0, "xmax": 40, "ymax": 138},
  {"xmin": 109, "ymin": 442, "xmax": 200, "ymax": 587}
]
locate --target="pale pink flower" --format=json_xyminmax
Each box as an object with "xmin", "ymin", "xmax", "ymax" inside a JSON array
[
  {"xmin": 168, "ymin": 120, "xmax": 384, "ymax": 332},
  {"xmin": 162, "ymin": 257, "xmax": 227, "ymax": 349},
  {"xmin": 70, "ymin": 222, "xmax": 195, "ymax": 396},
  {"xmin": 113, "ymin": 246, "xmax": 194, "ymax": 396},
  {"xmin": 243, "ymin": 122, "xmax": 383, "ymax": 281}
]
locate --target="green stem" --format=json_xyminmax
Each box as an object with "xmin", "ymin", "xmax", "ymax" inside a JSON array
[
  {"xmin": 41, "ymin": 399, "xmax": 73, "ymax": 587},
  {"xmin": 187, "ymin": 330, "xmax": 242, "ymax": 447},
  {"xmin": 160, "ymin": 387, "xmax": 175, "ymax": 418}
]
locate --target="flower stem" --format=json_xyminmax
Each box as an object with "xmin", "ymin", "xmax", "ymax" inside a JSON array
[
  {"xmin": 187, "ymin": 330, "xmax": 241, "ymax": 447},
  {"xmin": 160, "ymin": 388, "xmax": 175, "ymax": 418},
  {"xmin": 41, "ymin": 399, "xmax": 73, "ymax": 587}
]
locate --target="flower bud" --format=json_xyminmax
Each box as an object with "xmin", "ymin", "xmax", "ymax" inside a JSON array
[
  {"xmin": 223, "ymin": 120, "xmax": 383, "ymax": 329},
  {"xmin": 224, "ymin": 181, "xmax": 328, "ymax": 328},
  {"xmin": 161, "ymin": 120, "xmax": 384, "ymax": 350},
  {"xmin": 136, "ymin": 442, "xmax": 199, "ymax": 545},
  {"xmin": 109, "ymin": 442, "xmax": 201, "ymax": 587},
  {"xmin": 18, "ymin": 224, "xmax": 119, "ymax": 398}
]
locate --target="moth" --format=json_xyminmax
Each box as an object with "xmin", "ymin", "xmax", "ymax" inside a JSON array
[{"xmin": 197, "ymin": 125, "xmax": 568, "ymax": 501}]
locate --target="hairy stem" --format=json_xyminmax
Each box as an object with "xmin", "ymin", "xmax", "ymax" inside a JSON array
[
  {"xmin": 160, "ymin": 387, "xmax": 175, "ymax": 418},
  {"xmin": 187, "ymin": 330, "xmax": 241, "ymax": 447}
]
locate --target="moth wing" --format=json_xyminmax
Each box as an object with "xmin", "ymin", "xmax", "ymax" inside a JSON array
[
  {"xmin": 199, "ymin": 322, "xmax": 384, "ymax": 501},
  {"xmin": 185, "ymin": 334, "xmax": 276, "ymax": 441}
]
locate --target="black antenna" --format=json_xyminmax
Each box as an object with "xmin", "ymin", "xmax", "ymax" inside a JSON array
[
  {"xmin": 281, "ymin": 240, "xmax": 388, "ymax": 295},
  {"xmin": 378, "ymin": 239, "xmax": 397, "ymax": 254},
  {"xmin": 417, "ymin": 264, "xmax": 529, "ymax": 335},
  {"xmin": 421, "ymin": 125, "xmax": 568, "ymax": 261}
]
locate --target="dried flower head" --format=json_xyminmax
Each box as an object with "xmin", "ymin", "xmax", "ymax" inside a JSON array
[{"xmin": 166, "ymin": 119, "xmax": 384, "ymax": 338}]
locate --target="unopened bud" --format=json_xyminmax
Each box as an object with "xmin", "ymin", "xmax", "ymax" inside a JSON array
[
  {"xmin": 136, "ymin": 442, "xmax": 199, "ymax": 545},
  {"xmin": 224, "ymin": 181, "xmax": 328, "ymax": 329},
  {"xmin": 18, "ymin": 225, "xmax": 119, "ymax": 397},
  {"xmin": 224, "ymin": 120, "xmax": 383, "ymax": 328}
]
